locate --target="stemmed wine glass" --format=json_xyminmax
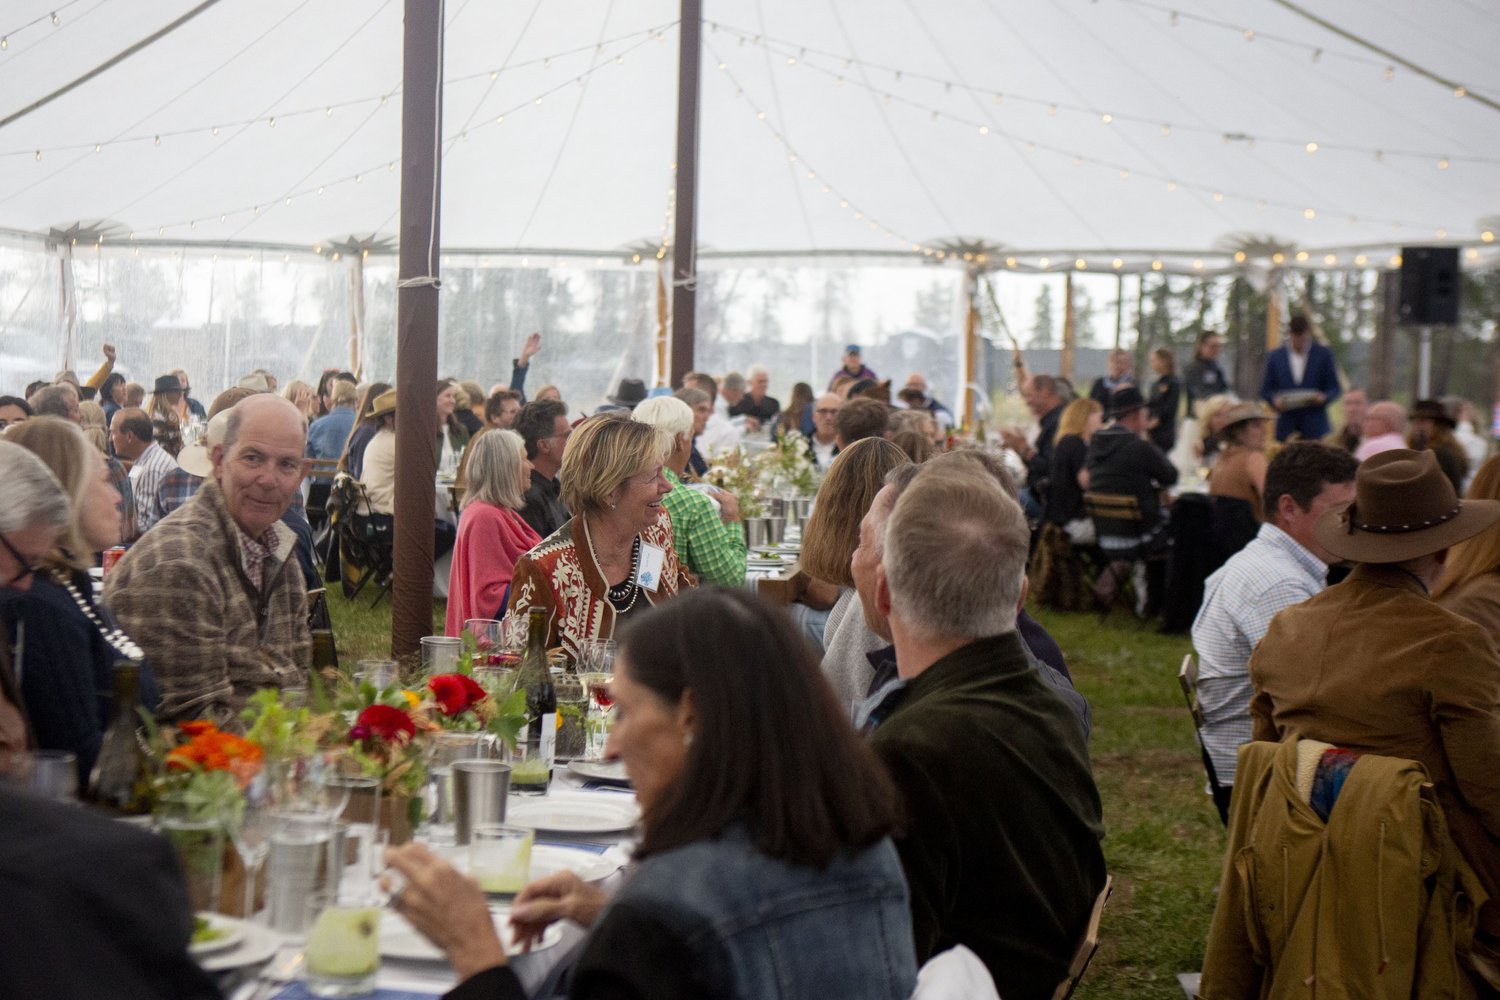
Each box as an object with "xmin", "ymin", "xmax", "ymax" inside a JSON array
[{"xmin": 230, "ymin": 769, "xmax": 278, "ymax": 921}]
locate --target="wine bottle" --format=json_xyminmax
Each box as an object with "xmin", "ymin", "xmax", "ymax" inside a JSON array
[
  {"xmin": 87, "ymin": 660, "xmax": 153, "ymax": 815},
  {"xmin": 516, "ymin": 607, "xmax": 556, "ymax": 790}
]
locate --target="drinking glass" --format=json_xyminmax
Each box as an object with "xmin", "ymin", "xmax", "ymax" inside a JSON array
[
  {"xmin": 582, "ymin": 650, "xmax": 617, "ymax": 761},
  {"xmin": 327, "ymin": 774, "xmax": 383, "ymax": 882},
  {"xmin": 353, "ymin": 659, "xmax": 398, "ymax": 691},
  {"xmin": 0, "ymin": 749, "xmax": 78, "ymax": 801},
  {"xmin": 464, "ymin": 619, "xmax": 505, "ymax": 667},
  {"xmin": 280, "ymin": 751, "xmax": 355, "ymax": 821},
  {"xmin": 303, "ymin": 887, "xmax": 381, "ymax": 998},
  {"xmin": 230, "ymin": 769, "xmax": 279, "ymax": 921},
  {"xmin": 509, "ymin": 736, "xmax": 551, "ymax": 795},
  {"xmin": 420, "ymin": 635, "xmax": 462, "ymax": 675},
  {"xmin": 156, "ymin": 797, "xmax": 226, "ymax": 913},
  {"xmin": 423, "ymin": 732, "xmax": 488, "ymax": 846},
  {"xmin": 554, "ymin": 678, "xmax": 587, "ymax": 760},
  {"xmin": 469, "ymin": 824, "xmax": 534, "ymax": 899}
]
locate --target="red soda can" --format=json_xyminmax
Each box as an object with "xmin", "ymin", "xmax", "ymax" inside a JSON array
[{"xmin": 102, "ymin": 546, "xmax": 126, "ymax": 576}]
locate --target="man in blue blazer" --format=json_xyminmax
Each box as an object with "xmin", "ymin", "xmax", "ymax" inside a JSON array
[{"xmin": 1259, "ymin": 314, "xmax": 1341, "ymax": 441}]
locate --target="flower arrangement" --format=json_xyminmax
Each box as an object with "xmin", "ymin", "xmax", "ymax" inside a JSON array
[
  {"xmin": 703, "ymin": 449, "xmax": 766, "ymax": 519},
  {"xmin": 153, "ymin": 720, "xmax": 265, "ymax": 825},
  {"xmin": 331, "ymin": 682, "xmax": 430, "ymax": 799},
  {"xmin": 425, "ymin": 672, "xmax": 529, "ymax": 750},
  {"xmin": 755, "ymin": 432, "xmax": 819, "ymax": 496}
]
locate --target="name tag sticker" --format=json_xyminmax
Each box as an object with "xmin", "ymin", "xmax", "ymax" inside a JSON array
[{"xmin": 638, "ymin": 543, "xmax": 666, "ymax": 592}]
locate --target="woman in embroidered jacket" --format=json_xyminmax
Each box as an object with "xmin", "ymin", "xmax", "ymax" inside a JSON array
[
  {"xmin": 0, "ymin": 418, "xmax": 159, "ymax": 782},
  {"xmin": 445, "ymin": 430, "xmax": 540, "ymax": 635},
  {"xmin": 505, "ymin": 413, "xmax": 694, "ymax": 657}
]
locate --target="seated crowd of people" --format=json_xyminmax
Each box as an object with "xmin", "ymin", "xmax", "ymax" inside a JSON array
[{"xmin": 3, "ymin": 320, "xmax": 1497, "ymax": 998}]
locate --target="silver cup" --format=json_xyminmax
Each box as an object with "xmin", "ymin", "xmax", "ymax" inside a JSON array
[
  {"xmin": 745, "ymin": 517, "xmax": 770, "ymax": 548},
  {"xmin": 266, "ymin": 815, "xmax": 339, "ymax": 934},
  {"xmin": 765, "ymin": 515, "xmax": 787, "ymax": 544},
  {"xmin": 452, "ymin": 760, "xmax": 512, "ymax": 845}
]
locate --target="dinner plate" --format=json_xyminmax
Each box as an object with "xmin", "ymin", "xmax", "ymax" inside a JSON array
[
  {"xmin": 379, "ymin": 910, "xmax": 563, "ymax": 962},
  {"xmin": 505, "ymin": 796, "xmax": 640, "ymax": 835},
  {"xmin": 189, "ymin": 913, "xmax": 246, "ymax": 957},
  {"xmin": 196, "ymin": 920, "xmax": 279, "ymax": 972},
  {"xmin": 530, "ymin": 844, "xmax": 620, "ymax": 883},
  {"xmin": 567, "ymin": 759, "xmax": 631, "ymax": 787}
]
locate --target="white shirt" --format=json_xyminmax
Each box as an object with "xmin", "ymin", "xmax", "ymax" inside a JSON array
[
  {"xmin": 1354, "ymin": 430, "xmax": 1406, "ymax": 462},
  {"xmin": 697, "ymin": 411, "xmax": 742, "ymax": 459},
  {"xmin": 1190, "ymin": 522, "xmax": 1327, "ymax": 785},
  {"xmin": 128, "ymin": 442, "xmax": 179, "ymax": 535},
  {"xmin": 1289, "ymin": 347, "xmax": 1309, "ymax": 385},
  {"xmin": 811, "ymin": 434, "xmax": 838, "ymax": 470},
  {"xmin": 361, "ymin": 429, "xmax": 397, "ymax": 514}
]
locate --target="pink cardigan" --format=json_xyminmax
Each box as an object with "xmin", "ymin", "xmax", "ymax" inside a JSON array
[{"xmin": 445, "ymin": 502, "xmax": 541, "ymax": 636}]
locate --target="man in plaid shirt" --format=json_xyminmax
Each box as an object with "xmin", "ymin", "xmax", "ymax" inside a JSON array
[
  {"xmin": 1190, "ymin": 443, "xmax": 1356, "ymax": 786},
  {"xmin": 632, "ymin": 397, "xmax": 747, "ymax": 587}
]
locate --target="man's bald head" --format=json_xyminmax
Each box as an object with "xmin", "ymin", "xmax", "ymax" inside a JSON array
[
  {"xmin": 213, "ymin": 394, "xmax": 308, "ymax": 537},
  {"xmin": 223, "ymin": 393, "xmax": 307, "ymax": 450},
  {"xmin": 1363, "ymin": 401, "xmax": 1407, "ymax": 438}
]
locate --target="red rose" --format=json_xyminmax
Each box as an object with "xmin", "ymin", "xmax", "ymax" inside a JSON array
[
  {"xmin": 354, "ymin": 704, "xmax": 416, "ymax": 743},
  {"xmin": 429, "ymin": 673, "xmax": 488, "ymax": 716}
]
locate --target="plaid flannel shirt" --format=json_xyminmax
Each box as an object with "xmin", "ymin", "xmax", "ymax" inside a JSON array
[{"xmin": 662, "ymin": 468, "xmax": 746, "ymax": 586}]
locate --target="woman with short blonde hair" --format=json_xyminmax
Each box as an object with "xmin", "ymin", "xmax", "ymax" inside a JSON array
[
  {"xmin": 507, "ymin": 413, "xmax": 693, "ymax": 653},
  {"xmin": 446, "ymin": 429, "xmax": 540, "ymax": 635}
]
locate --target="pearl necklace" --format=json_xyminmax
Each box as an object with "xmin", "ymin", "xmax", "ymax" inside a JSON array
[
  {"xmin": 588, "ymin": 528, "xmax": 642, "ymax": 615},
  {"xmin": 53, "ymin": 571, "xmax": 146, "ymax": 662}
]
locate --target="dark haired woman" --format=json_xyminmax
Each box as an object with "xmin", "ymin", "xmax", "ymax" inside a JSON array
[
  {"xmin": 386, "ymin": 587, "xmax": 918, "ymax": 1000},
  {"xmin": 1146, "ymin": 347, "xmax": 1181, "ymax": 453}
]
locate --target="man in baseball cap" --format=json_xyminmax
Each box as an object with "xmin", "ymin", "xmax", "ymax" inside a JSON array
[{"xmin": 1248, "ymin": 448, "xmax": 1500, "ymax": 978}]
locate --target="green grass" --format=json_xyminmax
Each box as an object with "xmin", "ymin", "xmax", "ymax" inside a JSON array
[
  {"xmin": 1035, "ymin": 606, "xmax": 1224, "ymax": 1000},
  {"xmin": 324, "ymin": 589, "xmax": 1223, "ymax": 999}
]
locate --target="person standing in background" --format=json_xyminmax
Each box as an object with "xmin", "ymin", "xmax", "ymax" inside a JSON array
[
  {"xmin": 1184, "ymin": 331, "xmax": 1228, "ymax": 414},
  {"xmin": 1147, "ymin": 348, "xmax": 1182, "ymax": 454}
]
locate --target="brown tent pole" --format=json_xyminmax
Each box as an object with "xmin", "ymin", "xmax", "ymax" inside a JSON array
[
  {"xmin": 668, "ymin": 0, "xmax": 702, "ymax": 386},
  {"xmin": 391, "ymin": 0, "xmax": 444, "ymax": 660}
]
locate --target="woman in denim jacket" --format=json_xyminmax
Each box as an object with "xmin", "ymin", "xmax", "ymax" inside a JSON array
[{"xmin": 388, "ymin": 587, "xmax": 918, "ymax": 1000}]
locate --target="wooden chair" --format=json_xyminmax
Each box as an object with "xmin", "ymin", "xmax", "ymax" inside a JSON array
[
  {"xmin": 1083, "ymin": 492, "xmax": 1146, "ymax": 618},
  {"xmin": 1177, "ymin": 653, "xmax": 1231, "ymax": 825},
  {"xmin": 305, "ymin": 457, "xmax": 341, "ymax": 533},
  {"xmin": 1054, "ymin": 875, "xmax": 1113, "ymax": 1000}
]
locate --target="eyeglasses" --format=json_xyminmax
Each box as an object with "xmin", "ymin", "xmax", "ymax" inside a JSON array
[{"xmin": 0, "ymin": 532, "xmax": 41, "ymax": 588}]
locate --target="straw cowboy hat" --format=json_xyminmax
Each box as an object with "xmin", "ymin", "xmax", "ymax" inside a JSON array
[
  {"xmin": 1218, "ymin": 400, "xmax": 1272, "ymax": 430},
  {"xmin": 1314, "ymin": 448, "xmax": 1500, "ymax": 563},
  {"xmin": 370, "ymin": 389, "xmax": 397, "ymax": 419},
  {"xmin": 177, "ymin": 409, "xmax": 232, "ymax": 479}
]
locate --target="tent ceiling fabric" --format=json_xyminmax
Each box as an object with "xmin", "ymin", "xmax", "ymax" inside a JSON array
[{"xmin": 0, "ymin": 0, "xmax": 1496, "ymax": 263}]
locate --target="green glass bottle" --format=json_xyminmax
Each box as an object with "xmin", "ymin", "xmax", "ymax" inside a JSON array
[{"xmin": 87, "ymin": 661, "xmax": 154, "ymax": 815}]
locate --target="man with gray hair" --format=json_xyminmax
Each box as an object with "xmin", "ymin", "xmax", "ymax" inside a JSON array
[
  {"xmin": 29, "ymin": 382, "xmax": 135, "ymax": 541},
  {"xmin": 1354, "ymin": 400, "xmax": 1408, "ymax": 461},
  {"xmin": 728, "ymin": 363, "xmax": 780, "ymax": 431},
  {"xmin": 105, "ymin": 394, "xmax": 311, "ymax": 724},
  {"xmin": 0, "ymin": 441, "xmax": 71, "ymax": 753},
  {"xmin": 681, "ymin": 372, "xmax": 740, "ymax": 457},
  {"xmin": 865, "ymin": 465, "xmax": 1105, "ymax": 999}
]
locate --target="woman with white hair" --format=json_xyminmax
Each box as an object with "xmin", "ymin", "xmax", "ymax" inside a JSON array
[
  {"xmin": 633, "ymin": 396, "xmax": 747, "ymax": 586},
  {"xmin": 444, "ymin": 429, "xmax": 541, "ymax": 635}
]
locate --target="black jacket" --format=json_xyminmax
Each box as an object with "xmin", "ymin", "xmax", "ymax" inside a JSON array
[{"xmin": 1084, "ymin": 424, "xmax": 1179, "ymax": 526}]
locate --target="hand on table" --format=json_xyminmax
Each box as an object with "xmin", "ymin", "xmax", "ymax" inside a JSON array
[
  {"xmin": 384, "ymin": 843, "xmax": 507, "ymax": 979},
  {"xmin": 509, "ymin": 871, "xmax": 609, "ymax": 952}
]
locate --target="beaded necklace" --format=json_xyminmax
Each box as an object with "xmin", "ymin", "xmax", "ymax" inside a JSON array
[
  {"xmin": 52, "ymin": 570, "xmax": 146, "ymax": 662},
  {"xmin": 589, "ymin": 529, "xmax": 642, "ymax": 615}
]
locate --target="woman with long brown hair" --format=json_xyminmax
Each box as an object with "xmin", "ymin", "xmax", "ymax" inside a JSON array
[{"xmin": 1433, "ymin": 455, "xmax": 1500, "ymax": 644}]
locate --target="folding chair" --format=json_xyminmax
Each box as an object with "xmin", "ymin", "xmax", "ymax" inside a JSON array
[
  {"xmin": 1053, "ymin": 875, "xmax": 1113, "ymax": 1000},
  {"xmin": 331, "ymin": 477, "xmax": 394, "ymax": 607},
  {"xmin": 1177, "ymin": 653, "xmax": 1232, "ymax": 825},
  {"xmin": 305, "ymin": 458, "xmax": 341, "ymax": 532},
  {"xmin": 1083, "ymin": 492, "xmax": 1148, "ymax": 618}
]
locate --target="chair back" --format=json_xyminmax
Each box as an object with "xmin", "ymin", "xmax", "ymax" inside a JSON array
[
  {"xmin": 1054, "ymin": 875, "xmax": 1113, "ymax": 1000},
  {"xmin": 1179, "ymin": 653, "xmax": 1232, "ymax": 824},
  {"xmin": 1084, "ymin": 492, "xmax": 1146, "ymax": 558},
  {"xmin": 1178, "ymin": 653, "xmax": 1205, "ymax": 728}
]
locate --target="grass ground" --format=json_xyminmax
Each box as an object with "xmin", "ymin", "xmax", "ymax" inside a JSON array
[{"xmin": 324, "ymin": 588, "xmax": 1224, "ymax": 999}]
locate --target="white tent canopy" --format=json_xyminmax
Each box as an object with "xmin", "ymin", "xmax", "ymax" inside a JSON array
[{"xmin": 2, "ymin": 0, "xmax": 1498, "ymax": 267}]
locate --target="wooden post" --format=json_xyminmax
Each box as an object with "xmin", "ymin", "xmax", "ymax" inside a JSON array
[
  {"xmin": 391, "ymin": 0, "xmax": 444, "ymax": 660},
  {"xmin": 1061, "ymin": 273, "xmax": 1076, "ymax": 381},
  {"xmin": 668, "ymin": 0, "xmax": 702, "ymax": 386},
  {"xmin": 349, "ymin": 252, "xmax": 366, "ymax": 378},
  {"xmin": 1265, "ymin": 280, "xmax": 1282, "ymax": 351},
  {"xmin": 962, "ymin": 267, "xmax": 979, "ymax": 429},
  {"xmin": 654, "ymin": 263, "xmax": 668, "ymax": 386}
]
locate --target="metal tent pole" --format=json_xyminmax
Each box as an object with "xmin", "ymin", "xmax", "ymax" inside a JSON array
[{"xmin": 668, "ymin": 0, "xmax": 702, "ymax": 386}]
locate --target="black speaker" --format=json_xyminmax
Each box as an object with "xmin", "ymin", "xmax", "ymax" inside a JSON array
[{"xmin": 1398, "ymin": 246, "xmax": 1460, "ymax": 325}]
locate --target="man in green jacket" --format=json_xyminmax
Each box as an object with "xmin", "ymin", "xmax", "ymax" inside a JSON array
[{"xmin": 866, "ymin": 464, "xmax": 1106, "ymax": 1000}]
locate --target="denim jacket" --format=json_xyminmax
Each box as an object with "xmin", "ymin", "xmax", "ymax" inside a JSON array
[{"xmin": 610, "ymin": 824, "xmax": 918, "ymax": 1000}]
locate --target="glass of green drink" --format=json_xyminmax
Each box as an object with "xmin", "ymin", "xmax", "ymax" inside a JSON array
[
  {"xmin": 303, "ymin": 888, "xmax": 380, "ymax": 997},
  {"xmin": 469, "ymin": 824, "xmax": 534, "ymax": 899}
]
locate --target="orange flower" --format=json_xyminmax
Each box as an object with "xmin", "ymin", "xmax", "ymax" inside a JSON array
[
  {"xmin": 166, "ymin": 726, "xmax": 264, "ymax": 787},
  {"xmin": 178, "ymin": 720, "xmax": 216, "ymax": 737}
]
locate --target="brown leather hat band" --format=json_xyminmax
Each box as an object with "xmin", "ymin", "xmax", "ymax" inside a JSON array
[{"xmin": 1346, "ymin": 501, "xmax": 1460, "ymax": 535}]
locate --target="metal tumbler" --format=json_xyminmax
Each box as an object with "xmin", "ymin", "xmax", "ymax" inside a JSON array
[{"xmin": 452, "ymin": 760, "xmax": 512, "ymax": 845}]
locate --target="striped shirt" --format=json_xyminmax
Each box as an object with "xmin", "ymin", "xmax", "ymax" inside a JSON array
[
  {"xmin": 128, "ymin": 442, "xmax": 179, "ymax": 536},
  {"xmin": 1190, "ymin": 522, "xmax": 1327, "ymax": 785}
]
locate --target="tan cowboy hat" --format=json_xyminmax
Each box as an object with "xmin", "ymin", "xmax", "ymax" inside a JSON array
[
  {"xmin": 370, "ymin": 389, "xmax": 397, "ymax": 419},
  {"xmin": 1218, "ymin": 400, "xmax": 1271, "ymax": 429},
  {"xmin": 177, "ymin": 409, "xmax": 233, "ymax": 478},
  {"xmin": 1314, "ymin": 448, "xmax": 1500, "ymax": 563}
]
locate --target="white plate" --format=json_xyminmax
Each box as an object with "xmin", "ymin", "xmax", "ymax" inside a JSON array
[
  {"xmin": 505, "ymin": 796, "xmax": 640, "ymax": 835},
  {"xmin": 529, "ymin": 843, "xmax": 620, "ymax": 883},
  {"xmin": 567, "ymin": 759, "xmax": 631, "ymax": 787},
  {"xmin": 196, "ymin": 920, "xmax": 279, "ymax": 972},
  {"xmin": 379, "ymin": 910, "xmax": 563, "ymax": 962},
  {"xmin": 189, "ymin": 913, "xmax": 246, "ymax": 957}
]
